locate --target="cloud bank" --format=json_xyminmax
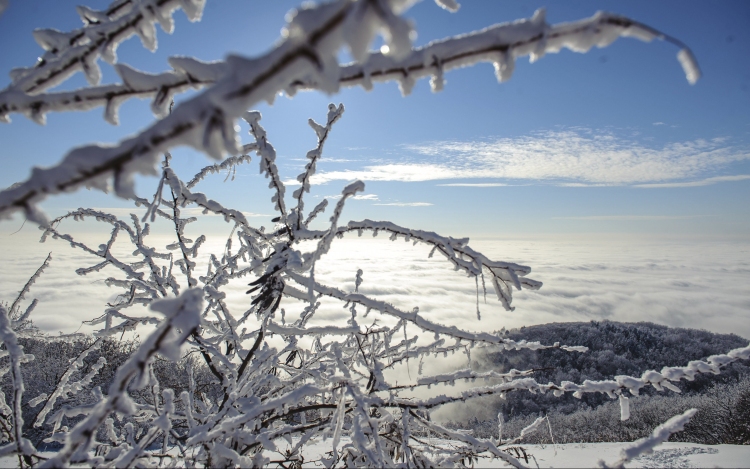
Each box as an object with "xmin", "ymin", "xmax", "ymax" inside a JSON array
[
  {"xmin": 5, "ymin": 233, "xmax": 748, "ymax": 341},
  {"xmin": 310, "ymin": 237, "xmax": 750, "ymax": 341}
]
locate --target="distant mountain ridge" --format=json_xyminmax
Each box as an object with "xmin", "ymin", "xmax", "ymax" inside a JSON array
[{"xmin": 477, "ymin": 320, "xmax": 750, "ymax": 419}]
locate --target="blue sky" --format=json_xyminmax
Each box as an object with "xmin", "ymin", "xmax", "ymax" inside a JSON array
[{"xmin": 0, "ymin": 0, "xmax": 749, "ymax": 239}]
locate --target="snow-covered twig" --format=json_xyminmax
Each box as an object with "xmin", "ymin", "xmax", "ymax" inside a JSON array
[
  {"xmin": 0, "ymin": 0, "xmax": 205, "ymax": 100},
  {"xmin": 9, "ymin": 253, "xmax": 51, "ymax": 321},
  {"xmin": 244, "ymin": 111, "xmax": 288, "ymax": 225},
  {"xmin": 326, "ymin": 219, "xmax": 542, "ymax": 310},
  {"xmin": 408, "ymin": 410, "xmax": 527, "ymax": 468},
  {"xmin": 0, "ymin": 306, "xmax": 36, "ymax": 466},
  {"xmin": 601, "ymin": 409, "xmax": 698, "ymax": 469},
  {"xmin": 292, "ymin": 103, "xmax": 344, "ymax": 230},
  {"xmin": 32, "ymin": 338, "xmax": 104, "ymax": 428},
  {"xmin": 286, "ymin": 271, "xmax": 572, "ymax": 345},
  {"xmin": 186, "ymin": 152, "xmax": 253, "ymax": 189}
]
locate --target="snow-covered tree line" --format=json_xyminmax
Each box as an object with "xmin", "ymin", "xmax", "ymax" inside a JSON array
[
  {"xmin": 469, "ymin": 321, "xmax": 750, "ymax": 422},
  {"xmin": 0, "ymin": 0, "xmax": 747, "ymax": 467},
  {"xmin": 457, "ymin": 375, "xmax": 750, "ymax": 445}
]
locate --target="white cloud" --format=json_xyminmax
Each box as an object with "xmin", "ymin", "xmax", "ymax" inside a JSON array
[
  {"xmin": 322, "ymin": 158, "xmax": 357, "ymax": 163},
  {"xmin": 307, "ymin": 164, "xmax": 464, "ymax": 184},
  {"xmin": 324, "ymin": 193, "xmax": 379, "ymax": 201},
  {"xmin": 437, "ymin": 183, "xmax": 508, "ymax": 187},
  {"xmin": 304, "ymin": 130, "xmax": 749, "ymax": 187},
  {"xmin": 373, "ymin": 202, "xmax": 433, "ymax": 207},
  {"xmin": 653, "ymin": 122, "xmax": 665, "ymax": 126},
  {"xmin": 634, "ymin": 174, "xmax": 750, "ymax": 188},
  {"xmin": 552, "ymin": 215, "xmax": 702, "ymax": 221}
]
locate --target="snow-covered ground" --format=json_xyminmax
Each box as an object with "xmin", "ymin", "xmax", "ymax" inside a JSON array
[
  {"xmin": 3, "ymin": 440, "xmax": 746, "ymax": 467},
  {"xmin": 516, "ymin": 442, "xmax": 749, "ymax": 468},
  {"xmin": 283, "ymin": 439, "xmax": 750, "ymax": 468}
]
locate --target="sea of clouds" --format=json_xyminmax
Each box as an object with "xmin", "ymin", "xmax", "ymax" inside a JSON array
[{"xmin": 2, "ymin": 228, "xmax": 748, "ymax": 341}]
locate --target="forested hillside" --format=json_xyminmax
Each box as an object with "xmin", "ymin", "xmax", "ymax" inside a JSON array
[
  {"xmin": 500, "ymin": 376, "xmax": 750, "ymax": 445},
  {"xmin": 443, "ymin": 321, "xmax": 750, "ymax": 445},
  {"xmin": 478, "ymin": 321, "xmax": 749, "ymax": 420}
]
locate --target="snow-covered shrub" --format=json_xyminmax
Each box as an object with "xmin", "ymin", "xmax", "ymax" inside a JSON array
[{"xmin": 0, "ymin": 1, "xmax": 747, "ymax": 467}]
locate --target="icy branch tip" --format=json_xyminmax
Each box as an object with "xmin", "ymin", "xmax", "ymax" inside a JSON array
[
  {"xmin": 434, "ymin": 0, "xmax": 460, "ymax": 12},
  {"xmin": 677, "ymin": 48, "xmax": 701, "ymax": 85},
  {"xmin": 343, "ymin": 180, "xmax": 365, "ymax": 196},
  {"xmin": 150, "ymin": 288, "xmax": 203, "ymax": 320},
  {"xmin": 242, "ymin": 111, "xmax": 262, "ymax": 126},
  {"xmin": 604, "ymin": 408, "xmax": 698, "ymax": 468}
]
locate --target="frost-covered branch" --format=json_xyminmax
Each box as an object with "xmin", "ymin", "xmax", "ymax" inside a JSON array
[
  {"xmin": 602, "ymin": 409, "xmax": 698, "ymax": 468},
  {"xmin": 0, "ymin": 0, "xmax": 205, "ymax": 100},
  {"xmin": 408, "ymin": 410, "xmax": 526, "ymax": 468},
  {"xmin": 292, "ymin": 8, "xmax": 700, "ymax": 95},
  {"xmin": 243, "ymin": 111, "xmax": 288, "ymax": 225},
  {"xmin": 186, "ymin": 152, "xmax": 253, "ymax": 189},
  {"xmin": 292, "ymin": 103, "xmax": 344, "ymax": 230},
  {"xmin": 32, "ymin": 338, "xmax": 104, "ymax": 428},
  {"xmin": 0, "ymin": 306, "xmax": 35, "ymax": 465},
  {"xmin": 0, "ymin": 8, "xmax": 699, "ymax": 125},
  {"xmin": 40, "ymin": 213, "xmax": 169, "ymax": 298},
  {"xmin": 286, "ymin": 271, "xmax": 571, "ymax": 346},
  {"xmin": 383, "ymin": 343, "xmax": 749, "ymax": 419},
  {"xmin": 8, "ymin": 253, "xmax": 51, "ymax": 323},
  {"xmin": 327, "ymin": 219, "xmax": 542, "ymax": 310}
]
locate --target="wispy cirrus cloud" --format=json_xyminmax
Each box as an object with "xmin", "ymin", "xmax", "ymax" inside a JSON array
[
  {"xmin": 324, "ymin": 193, "xmax": 379, "ymax": 201},
  {"xmin": 437, "ymin": 183, "xmax": 508, "ymax": 187},
  {"xmin": 634, "ymin": 174, "xmax": 750, "ymax": 188},
  {"xmin": 299, "ymin": 164, "xmax": 463, "ymax": 185},
  {"xmin": 322, "ymin": 193, "xmax": 431, "ymax": 206},
  {"xmin": 552, "ymin": 215, "xmax": 703, "ymax": 221},
  {"xmin": 303, "ymin": 129, "xmax": 750, "ymax": 187},
  {"xmin": 373, "ymin": 202, "xmax": 433, "ymax": 207}
]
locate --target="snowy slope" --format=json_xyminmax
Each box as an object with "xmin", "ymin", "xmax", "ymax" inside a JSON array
[
  {"xmin": 2, "ymin": 440, "xmax": 746, "ymax": 467},
  {"xmin": 287, "ymin": 440, "xmax": 749, "ymax": 468}
]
